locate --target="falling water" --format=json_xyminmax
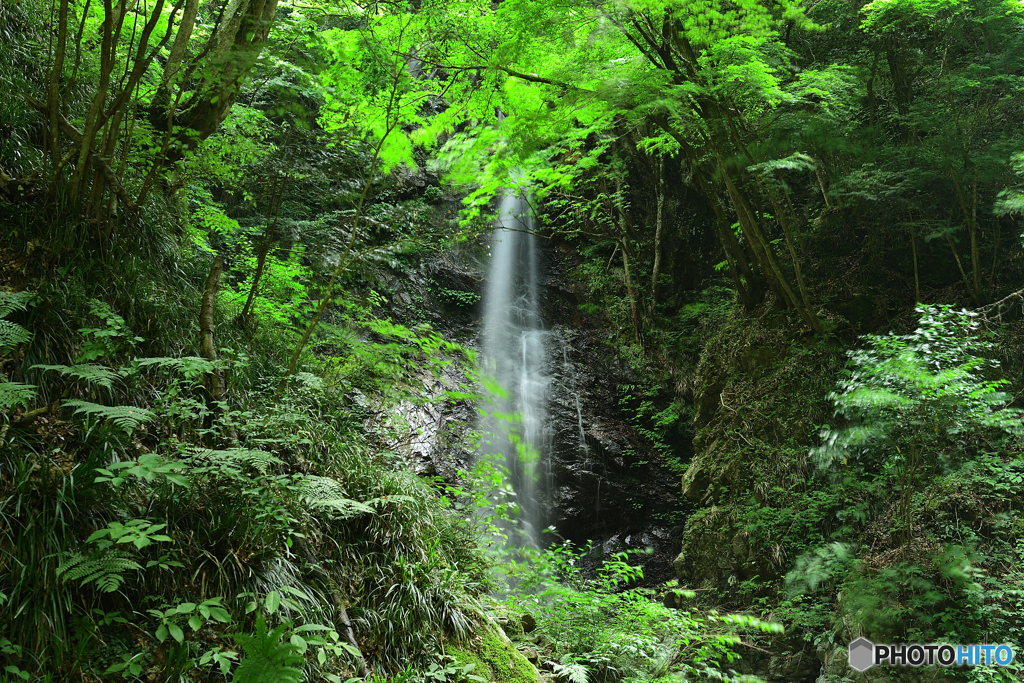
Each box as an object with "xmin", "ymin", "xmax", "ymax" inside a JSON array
[{"xmin": 480, "ymin": 192, "xmax": 550, "ymax": 547}]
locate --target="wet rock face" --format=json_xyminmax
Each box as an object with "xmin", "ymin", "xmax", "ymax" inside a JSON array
[
  {"xmin": 526, "ymin": 241, "xmax": 687, "ymax": 582},
  {"xmin": 383, "ymin": 236, "xmax": 686, "ymax": 582}
]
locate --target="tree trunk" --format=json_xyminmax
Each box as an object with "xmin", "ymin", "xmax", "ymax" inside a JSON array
[
  {"xmin": 621, "ymin": 239, "xmax": 643, "ymax": 347},
  {"xmin": 614, "ymin": 175, "xmax": 643, "ymax": 346},
  {"xmin": 760, "ymin": 179, "xmax": 822, "ymax": 333},
  {"xmin": 200, "ymin": 255, "xmax": 225, "ymax": 402},
  {"xmin": 47, "ymin": 0, "xmax": 69, "ymax": 174},
  {"xmin": 649, "ymin": 155, "xmax": 665, "ymax": 317},
  {"xmin": 886, "ymin": 45, "xmax": 916, "ymax": 145},
  {"xmin": 911, "ymin": 230, "xmax": 920, "ymax": 304},
  {"xmin": 161, "ymin": 0, "xmax": 280, "ymax": 148},
  {"xmin": 158, "ymin": 0, "xmax": 199, "ymax": 100},
  {"xmin": 68, "ymin": 0, "xmax": 114, "ymax": 204}
]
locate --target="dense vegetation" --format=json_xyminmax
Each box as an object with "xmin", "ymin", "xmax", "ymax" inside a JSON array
[{"xmin": 1, "ymin": 0, "xmax": 1024, "ymax": 680}]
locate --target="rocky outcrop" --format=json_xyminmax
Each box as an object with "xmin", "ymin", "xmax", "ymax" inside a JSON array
[{"xmin": 377, "ymin": 234, "xmax": 685, "ymax": 582}]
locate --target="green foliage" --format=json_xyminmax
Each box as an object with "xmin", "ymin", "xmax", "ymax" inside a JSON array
[
  {"xmin": 149, "ymin": 598, "xmax": 232, "ymax": 645},
  {"xmin": 5, "ymin": 0, "xmax": 1024, "ymax": 677},
  {"xmin": 63, "ymin": 399, "xmax": 156, "ymax": 436},
  {"xmin": 814, "ymin": 305, "xmax": 1024, "ymax": 543},
  {"xmin": 422, "ymin": 657, "xmax": 487, "ymax": 683},
  {"xmin": 76, "ymin": 300, "xmax": 143, "ymax": 363},
  {"xmin": 94, "ymin": 453, "xmax": 189, "ymax": 488},
  {"xmin": 57, "ymin": 549, "xmax": 143, "ymax": 593},
  {"xmin": 33, "ymin": 363, "xmax": 120, "ymax": 389},
  {"xmin": 0, "ymin": 291, "xmax": 33, "ymax": 354},
  {"xmin": 0, "ymin": 382, "xmax": 37, "ymax": 410},
  {"xmin": 0, "ymin": 320, "xmax": 31, "ymax": 355},
  {"xmin": 0, "ymin": 291, "xmax": 34, "ymax": 318},
  {"xmin": 299, "ymin": 475, "xmax": 376, "ymax": 520},
  {"xmin": 232, "ymin": 617, "xmax": 304, "ymax": 683},
  {"xmin": 782, "ymin": 305, "xmax": 1024, "ymax": 648},
  {"xmin": 815, "ymin": 305, "xmax": 1023, "ymax": 470},
  {"xmin": 502, "ymin": 543, "xmax": 782, "ymax": 681}
]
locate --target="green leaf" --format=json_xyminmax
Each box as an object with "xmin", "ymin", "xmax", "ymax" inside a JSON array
[
  {"xmin": 265, "ymin": 591, "xmax": 281, "ymax": 614},
  {"xmin": 168, "ymin": 623, "xmax": 185, "ymax": 644},
  {"xmin": 209, "ymin": 607, "xmax": 232, "ymax": 623},
  {"xmin": 189, "ymin": 615, "xmax": 203, "ymax": 631}
]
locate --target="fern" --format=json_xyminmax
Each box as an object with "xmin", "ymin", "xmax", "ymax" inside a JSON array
[
  {"xmin": 134, "ymin": 356, "xmax": 216, "ymax": 381},
  {"xmin": 553, "ymin": 662, "xmax": 589, "ymax": 683},
  {"xmin": 57, "ymin": 549, "xmax": 142, "ymax": 593},
  {"xmin": 0, "ymin": 319, "xmax": 30, "ymax": 353},
  {"xmin": 63, "ymin": 399, "xmax": 155, "ymax": 434},
  {"xmin": 0, "ymin": 381, "xmax": 37, "ymax": 410},
  {"xmin": 299, "ymin": 475, "xmax": 375, "ymax": 520},
  {"xmin": 196, "ymin": 448, "xmax": 283, "ymax": 475},
  {"xmin": 231, "ymin": 617, "xmax": 303, "ymax": 683},
  {"xmin": 0, "ymin": 292, "xmax": 34, "ymax": 354},
  {"xmin": 33, "ymin": 363, "xmax": 120, "ymax": 389},
  {"xmin": 0, "ymin": 291, "xmax": 34, "ymax": 318}
]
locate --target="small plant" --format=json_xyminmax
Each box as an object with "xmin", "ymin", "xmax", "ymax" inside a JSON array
[
  {"xmin": 148, "ymin": 597, "xmax": 232, "ymax": 645},
  {"xmin": 423, "ymin": 657, "xmax": 487, "ymax": 683},
  {"xmin": 231, "ymin": 616, "xmax": 305, "ymax": 683},
  {"xmin": 76, "ymin": 299, "xmax": 143, "ymax": 362}
]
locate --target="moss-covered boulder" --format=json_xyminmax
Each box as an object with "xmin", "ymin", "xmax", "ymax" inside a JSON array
[{"xmin": 449, "ymin": 627, "xmax": 538, "ymax": 683}]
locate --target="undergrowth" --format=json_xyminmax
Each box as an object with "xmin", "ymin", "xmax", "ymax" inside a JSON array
[{"xmin": 0, "ymin": 243, "xmax": 490, "ymax": 681}]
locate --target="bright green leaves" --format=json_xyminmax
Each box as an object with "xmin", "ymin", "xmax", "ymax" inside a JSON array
[
  {"xmin": 94, "ymin": 453, "xmax": 189, "ymax": 488},
  {"xmin": 861, "ymin": 0, "xmax": 972, "ymax": 32},
  {"xmin": 231, "ymin": 617, "xmax": 304, "ymax": 683},
  {"xmin": 87, "ymin": 519, "xmax": 173, "ymax": 550},
  {"xmin": 814, "ymin": 305, "xmax": 1024, "ymax": 471},
  {"xmin": 0, "ymin": 382, "xmax": 37, "ymax": 411},
  {"xmin": 320, "ymin": 11, "xmax": 427, "ymax": 174},
  {"xmin": 149, "ymin": 597, "xmax": 231, "ymax": 645},
  {"xmin": 701, "ymin": 34, "xmax": 787, "ymax": 111},
  {"xmin": 0, "ymin": 291, "xmax": 33, "ymax": 356},
  {"xmin": 667, "ymin": 0, "xmax": 813, "ymax": 48},
  {"xmin": 57, "ymin": 551, "xmax": 143, "ymax": 593}
]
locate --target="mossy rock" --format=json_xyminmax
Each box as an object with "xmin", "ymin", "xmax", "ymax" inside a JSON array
[{"xmin": 449, "ymin": 627, "xmax": 538, "ymax": 683}]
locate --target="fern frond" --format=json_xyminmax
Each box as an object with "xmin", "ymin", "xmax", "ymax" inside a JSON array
[
  {"xmin": 57, "ymin": 550, "xmax": 142, "ymax": 593},
  {"xmin": 197, "ymin": 448, "xmax": 283, "ymax": 475},
  {"xmin": 232, "ymin": 617, "xmax": 303, "ymax": 683},
  {"xmin": 0, "ymin": 319, "xmax": 30, "ymax": 353},
  {"xmin": 34, "ymin": 363, "xmax": 119, "ymax": 389},
  {"xmin": 63, "ymin": 400, "xmax": 155, "ymax": 434},
  {"xmin": 134, "ymin": 356, "xmax": 216, "ymax": 381},
  {"xmin": 300, "ymin": 475, "xmax": 375, "ymax": 520},
  {"xmin": 553, "ymin": 662, "xmax": 589, "ymax": 683},
  {"xmin": 0, "ymin": 291, "xmax": 34, "ymax": 317},
  {"xmin": 0, "ymin": 381, "xmax": 37, "ymax": 410}
]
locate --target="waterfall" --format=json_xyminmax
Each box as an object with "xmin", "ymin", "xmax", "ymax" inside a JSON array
[{"xmin": 480, "ymin": 192, "xmax": 550, "ymax": 547}]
